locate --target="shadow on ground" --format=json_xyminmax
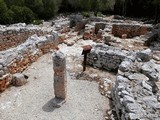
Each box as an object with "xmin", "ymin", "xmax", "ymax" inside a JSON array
[{"xmin": 42, "ymin": 98, "xmax": 57, "ymax": 112}]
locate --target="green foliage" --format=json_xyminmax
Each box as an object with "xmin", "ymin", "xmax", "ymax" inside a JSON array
[
  {"xmin": 4, "ymin": 0, "xmax": 25, "ymax": 7},
  {"xmin": 0, "ymin": 0, "xmax": 7, "ymax": 14},
  {"xmin": 2, "ymin": 10, "xmax": 14, "ymax": 24},
  {"xmin": 0, "ymin": 0, "xmax": 160, "ymax": 24},
  {"xmin": 32, "ymin": 19, "xmax": 43, "ymax": 25},
  {"xmin": 25, "ymin": 0, "xmax": 44, "ymax": 18},
  {"xmin": 96, "ymin": 12, "xmax": 103, "ymax": 17},
  {"xmin": 82, "ymin": 12, "xmax": 90, "ymax": 18},
  {"xmin": 11, "ymin": 6, "xmax": 35, "ymax": 23},
  {"xmin": 42, "ymin": 0, "xmax": 58, "ymax": 19}
]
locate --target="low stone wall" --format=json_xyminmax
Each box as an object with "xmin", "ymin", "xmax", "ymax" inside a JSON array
[
  {"xmin": 87, "ymin": 44, "xmax": 127, "ymax": 71},
  {"xmin": 112, "ymin": 57, "xmax": 160, "ymax": 119},
  {"xmin": 0, "ymin": 32, "xmax": 58, "ymax": 91},
  {"xmin": 0, "ymin": 23, "xmax": 52, "ymax": 51},
  {"xmin": 87, "ymin": 44, "xmax": 160, "ymax": 119},
  {"xmin": 112, "ymin": 23, "xmax": 152, "ymax": 38}
]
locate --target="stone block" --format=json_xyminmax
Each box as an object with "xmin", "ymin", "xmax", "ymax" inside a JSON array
[
  {"xmin": 12, "ymin": 73, "xmax": 28, "ymax": 86},
  {"xmin": 53, "ymin": 51, "xmax": 67, "ymax": 100}
]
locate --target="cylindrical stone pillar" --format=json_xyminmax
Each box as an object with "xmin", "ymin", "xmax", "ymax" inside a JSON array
[{"xmin": 53, "ymin": 51, "xmax": 67, "ymax": 100}]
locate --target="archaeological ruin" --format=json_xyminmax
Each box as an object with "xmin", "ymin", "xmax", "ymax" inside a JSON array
[{"xmin": 0, "ymin": 14, "xmax": 160, "ymax": 120}]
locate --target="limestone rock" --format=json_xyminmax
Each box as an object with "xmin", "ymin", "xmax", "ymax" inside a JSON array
[
  {"xmin": 141, "ymin": 61, "xmax": 160, "ymax": 81},
  {"xmin": 12, "ymin": 73, "xmax": 28, "ymax": 86},
  {"xmin": 95, "ymin": 22, "xmax": 105, "ymax": 34},
  {"xmin": 136, "ymin": 49, "xmax": 152, "ymax": 62},
  {"xmin": 128, "ymin": 73, "xmax": 149, "ymax": 81},
  {"xmin": 119, "ymin": 60, "xmax": 132, "ymax": 72}
]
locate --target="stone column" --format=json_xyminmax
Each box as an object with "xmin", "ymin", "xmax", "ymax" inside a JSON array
[{"xmin": 52, "ymin": 51, "xmax": 67, "ymax": 107}]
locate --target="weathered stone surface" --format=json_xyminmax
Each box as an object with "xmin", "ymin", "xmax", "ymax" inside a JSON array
[
  {"xmin": 87, "ymin": 44, "xmax": 127, "ymax": 71},
  {"xmin": 69, "ymin": 15, "xmax": 83, "ymax": 28},
  {"xmin": 0, "ymin": 25, "xmax": 53, "ymax": 51},
  {"xmin": 141, "ymin": 61, "xmax": 160, "ymax": 81},
  {"xmin": 128, "ymin": 73, "xmax": 149, "ymax": 81},
  {"xmin": 141, "ymin": 80, "xmax": 152, "ymax": 91},
  {"xmin": 95, "ymin": 22, "xmax": 105, "ymax": 34},
  {"xmin": 136, "ymin": 49, "xmax": 152, "ymax": 62},
  {"xmin": 53, "ymin": 51, "xmax": 67, "ymax": 100},
  {"xmin": 119, "ymin": 60, "xmax": 132, "ymax": 72},
  {"xmin": 12, "ymin": 73, "xmax": 28, "ymax": 86},
  {"xmin": 112, "ymin": 23, "xmax": 152, "ymax": 38},
  {"xmin": 0, "ymin": 32, "xmax": 58, "ymax": 91}
]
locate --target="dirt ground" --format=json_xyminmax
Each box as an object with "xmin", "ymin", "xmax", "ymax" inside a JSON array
[{"xmin": 0, "ymin": 40, "xmax": 116, "ymax": 120}]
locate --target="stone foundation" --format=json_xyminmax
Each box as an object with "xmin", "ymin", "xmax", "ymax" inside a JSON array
[
  {"xmin": 112, "ymin": 23, "xmax": 152, "ymax": 38},
  {"xmin": 0, "ymin": 32, "xmax": 58, "ymax": 92},
  {"xmin": 0, "ymin": 23, "xmax": 52, "ymax": 51},
  {"xmin": 87, "ymin": 44, "xmax": 160, "ymax": 119},
  {"xmin": 87, "ymin": 44, "xmax": 128, "ymax": 71}
]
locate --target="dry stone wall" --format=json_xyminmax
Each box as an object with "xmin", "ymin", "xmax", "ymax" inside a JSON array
[
  {"xmin": 0, "ymin": 23, "xmax": 52, "ymax": 51},
  {"xmin": 87, "ymin": 44, "xmax": 128, "ymax": 71},
  {"xmin": 112, "ymin": 23, "xmax": 152, "ymax": 38},
  {"xmin": 87, "ymin": 44, "xmax": 160, "ymax": 119},
  {"xmin": 0, "ymin": 32, "xmax": 58, "ymax": 91}
]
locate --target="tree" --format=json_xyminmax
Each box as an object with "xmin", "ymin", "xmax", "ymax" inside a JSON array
[
  {"xmin": 42, "ymin": 0, "xmax": 58, "ymax": 19},
  {"xmin": 25, "ymin": 0, "xmax": 44, "ymax": 18},
  {"xmin": 11, "ymin": 6, "xmax": 35, "ymax": 23},
  {"xmin": 4, "ymin": 0, "xmax": 25, "ymax": 7}
]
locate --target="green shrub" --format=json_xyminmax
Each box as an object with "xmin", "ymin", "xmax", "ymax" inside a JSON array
[
  {"xmin": 32, "ymin": 19, "xmax": 43, "ymax": 25},
  {"xmin": 96, "ymin": 12, "xmax": 103, "ymax": 17},
  {"xmin": 2, "ymin": 10, "xmax": 14, "ymax": 24},
  {"xmin": 11, "ymin": 5, "xmax": 35, "ymax": 23},
  {"xmin": 82, "ymin": 12, "xmax": 90, "ymax": 18}
]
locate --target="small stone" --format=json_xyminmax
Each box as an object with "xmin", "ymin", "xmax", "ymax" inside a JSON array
[
  {"xmin": 141, "ymin": 81, "xmax": 152, "ymax": 91},
  {"xmin": 0, "ymin": 64, "xmax": 3, "ymax": 69},
  {"xmin": 141, "ymin": 61, "xmax": 160, "ymax": 81},
  {"xmin": 12, "ymin": 73, "xmax": 28, "ymax": 86},
  {"xmin": 119, "ymin": 60, "xmax": 132, "ymax": 72},
  {"xmin": 136, "ymin": 49, "xmax": 152, "ymax": 62},
  {"xmin": 0, "ymin": 70, "xmax": 5, "ymax": 77},
  {"xmin": 123, "ymin": 95, "xmax": 135, "ymax": 103},
  {"xmin": 128, "ymin": 73, "xmax": 149, "ymax": 81}
]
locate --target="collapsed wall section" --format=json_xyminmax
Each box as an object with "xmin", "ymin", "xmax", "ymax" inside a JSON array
[{"xmin": 0, "ymin": 32, "xmax": 58, "ymax": 91}]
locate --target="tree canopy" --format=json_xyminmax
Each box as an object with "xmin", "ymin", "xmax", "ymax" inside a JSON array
[{"xmin": 0, "ymin": 0, "xmax": 159, "ymax": 24}]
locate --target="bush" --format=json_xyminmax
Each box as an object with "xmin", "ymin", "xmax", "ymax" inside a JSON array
[
  {"xmin": 2, "ymin": 10, "xmax": 14, "ymax": 24},
  {"xmin": 82, "ymin": 12, "xmax": 90, "ymax": 18},
  {"xmin": 11, "ymin": 5, "xmax": 35, "ymax": 23},
  {"xmin": 32, "ymin": 19, "xmax": 43, "ymax": 25},
  {"xmin": 96, "ymin": 12, "xmax": 103, "ymax": 17}
]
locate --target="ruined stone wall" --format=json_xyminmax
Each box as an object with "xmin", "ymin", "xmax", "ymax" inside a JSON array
[
  {"xmin": 0, "ymin": 32, "xmax": 58, "ymax": 91},
  {"xmin": 112, "ymin": 23, "xmax": 152, "ymax": 38},
  {"xmin": 0, "ymin": 23, "xmax": 52, "ymax": 51},
  {"xmin": 112, "ymin": 51, "xmax": 160, "ymax": 120},
  {"xmin": 87, "ymin": 44, "xmax": 127, "ymax": 71},
  {"xmin": 87, "ymin": 44, "xmax": 160, "ymax": 119}
]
